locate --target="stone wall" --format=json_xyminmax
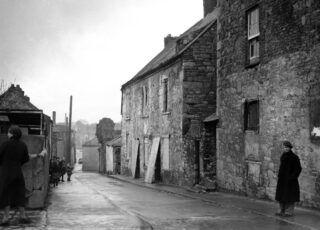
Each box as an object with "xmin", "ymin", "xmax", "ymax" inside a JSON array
[
  {"xmin": 121, "ymin": 20, "xmax": 218, "ymax": 187},
  {"xmin": 181, "ymin": 23, "xmax": 217, "ymax": 187},
  {"xmin": 203, "ymin": 0, "xmax": 217, "ymax": 17},
  {"xmin": 121, "ymin": 61, "xmax": 185, "ymax": 184},
  {"xmin": 82, "ymin": 145, "xmax": 100, "ymax": 172},
  {"xmin": 23, "ymin": 135, "xmax": 50, "ymax": 208},
  {"xmin": 217, "ymin": 0, "xmax": 320, "ymax": 208}
]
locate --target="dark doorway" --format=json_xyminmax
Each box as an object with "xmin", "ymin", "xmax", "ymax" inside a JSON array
[
  {"xmin": 115, "ymin": 148, "xmax": 121, "ymax": 174},
  {"xmin": 194, "ymin": 140, "xmax": 200, "ymax": 185},
  {"xmin": 136, "ymin": 147, "xmax": 140, "ymax": 178},
  {"xmin": 203, "ymin": 121, "xmax": 217, "ymax": 188},
  {"xmin": 154, "ymin": 147, "xmax": 162, "ymax": 182}
]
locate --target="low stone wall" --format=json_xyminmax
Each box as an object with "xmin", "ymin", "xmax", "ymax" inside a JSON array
[{"xmin": 22, "ymin": 135, "xmax": 49, "ymax": 209}]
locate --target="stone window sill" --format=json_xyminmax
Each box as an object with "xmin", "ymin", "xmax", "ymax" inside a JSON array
[
  {"xmin": 244, "ymin": 129, "xmax": 259, "ymax": 134},
  {"xmin": 162, "ymin": 111, "xmax": 171, "ymax": 116},
  {"xmin": 245, "ymin": 57, "xmax": 260, "ymax": 68}
]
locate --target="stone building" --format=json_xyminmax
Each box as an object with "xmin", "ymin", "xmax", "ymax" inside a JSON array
[
  {"xmin": 52, "ymin": 123, "xmax": 76, "ymax": 165},
  {"xmin": 82, "ymin": 137, "xmax": 100, "ymax": 172},
  {"xmin": 105, "ymin": 136, "xmax": 121, "ymax": 175},
  {"xmin": 121, "ymin": 2, "xmax": 218, "ymax": 187},
  {"xmin": 52, "ymin": 124, "xmax": 68, "ymax": 159},
  {"xmin": 120, "ymin": 0, "xmax": 320, "ymax": 208},
  {"xmin": 0, "ymin": 84, "xmax": 52, "ymax": 208},
  {"xmin": 216, "ymin": 0, "xmax": 320, "ymax": 208}
]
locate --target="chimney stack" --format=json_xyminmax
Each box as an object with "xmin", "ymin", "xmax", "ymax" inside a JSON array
[
  {"xmin": 52, "ymin": 111, "xmax": 56, "ymax": 125},
  {"xmin": 203, "ymin": 0, "xmax": 217, "ymax": 17},
  {"xmin": 164, "ymin": 34, "xmax": 176, "ymax": 47}
]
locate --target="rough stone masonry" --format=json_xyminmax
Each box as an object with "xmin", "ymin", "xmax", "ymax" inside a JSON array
[{"xmin": 216, "ymin": 0, "xmax": 320, "ymax": 209}]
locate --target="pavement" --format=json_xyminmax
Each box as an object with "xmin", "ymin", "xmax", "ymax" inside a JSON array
[
  {"xmin": 0, "ymin": 209, "xmax": 46, "ymax": 229},
  {"xmin": 107, "ymin": 174, "xmax": 320, "ymax": 230}
]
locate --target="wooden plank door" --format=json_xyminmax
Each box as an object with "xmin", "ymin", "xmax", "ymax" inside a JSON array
[{"xmin": 145, "ymin": 137, "xmax": 160, "ymax": 183}]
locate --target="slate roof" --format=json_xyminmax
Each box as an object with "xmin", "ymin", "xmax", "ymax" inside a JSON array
[
  {"xmin": 121, "ymin": 9, "xmax": 219, "ymax": 89},
  {"xmin": 0, "ymin": 84, "xmax": 40, "ymax": 111},
  {"xmin": 106, "ymin": 136, "xmax": 121, "ymax": 147}
]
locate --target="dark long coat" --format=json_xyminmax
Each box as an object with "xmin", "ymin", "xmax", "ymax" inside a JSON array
[
  {"xmin": 275, "ymin": 150, "xmax": 302, "ymax": 203},
  {"xmin": 0, "ymin": 138, "xmax": 29, "ymax": 207}
]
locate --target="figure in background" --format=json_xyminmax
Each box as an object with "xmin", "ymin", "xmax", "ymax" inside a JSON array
[
  {"xmin": 59, "ymin": 158, "xmax": 66, "ymax": 182},
  {"xmin": 0, "ymin": 125, "xmax": 45, "ymax": 226},
  {"xmin": 50, "ymin": 157, "xmax": 60, "ymax": 187},
  {"xmin": 66, "ymin": 163, "xmax": 73, "ymax": 181},
  {"xmin": 275, "ymin": 141, "xmax": 302, "ymax": 217}
]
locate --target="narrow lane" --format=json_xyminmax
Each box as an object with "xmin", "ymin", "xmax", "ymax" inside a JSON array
[
  {"xmin": 62, "ymin": 169, "xmax": 310, "ymax": 230},
  {"xmin": 46, "ymin": 170, "xmax": 152, "ymax": 230}
]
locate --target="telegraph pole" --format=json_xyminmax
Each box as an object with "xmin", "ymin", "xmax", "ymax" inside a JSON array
[
  {"xmin": 68, "ymin": 95, "xmax": 73, "ymax": 165},
  {"xmin": 65, "ymin": 113, "xmax": 68, "ymax": 162}
]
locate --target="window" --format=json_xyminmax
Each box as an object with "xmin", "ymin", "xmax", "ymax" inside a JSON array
[
  {"xmin": 247, "ymin": 7, "xmax": 259, "ymax": 64},
  {"xmin": 309, "ymin": 83, "xmax": 320, "ymax": 144},
  {"xmin": 244, "ymin": 100, "xmax": 259, "ymax": 131},
  {"xmin": 163, "ymin": 78, "xmax": 168, "ymax": 112},
  {"xmin": 141, "ymin": 88, "xmax": 144, "ymax": 113},
  {"xmin": 125, "ymin": 91, "xmax": 131, "ymax": 119},
  {"xmin": 144, "ymin": 86, "xmax": 148, "ymax": 107},
  {"xmin": 126, "ymin": 133, "xmax": 130, "ymax": 159},
  {"xmin": 141, "ymin": 85, "xmax": 148, "ymax": 115}
]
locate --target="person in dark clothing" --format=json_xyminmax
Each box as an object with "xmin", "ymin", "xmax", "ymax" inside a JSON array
[
  {"xmin": 66, "ymin": 163, "xmax": 73, "ymax": 181},
  {"xmin": 275, "ymin": 141, "xmax": 302, "ymax": 217},
  {"xmin": 0, "ymin": 125, "xmax": 44, "ymax": 226},
  {"xmin": 49, "ymin": 157, "xmax": 60, "ymax": 187},
  {"xmin": 59, "ymin": 158, "xmax": 66, "ymax": 182}
]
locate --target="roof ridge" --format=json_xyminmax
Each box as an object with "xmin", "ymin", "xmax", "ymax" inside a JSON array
[{"xmin": 121, "ymin": 8, "xmax": 219, "ymax": 89}]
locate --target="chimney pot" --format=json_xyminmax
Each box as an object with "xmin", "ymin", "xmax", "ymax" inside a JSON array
[
  {"xmin": 164, "ymin": 34, "xmax": 176, "ymax": 47},
  {"xmin": 203, "ymin": 0, "xmax": 217, "ymax": 17},
  {"xmin": 52, "ymin": 111, "xmax": 56, "ymax": 125}
]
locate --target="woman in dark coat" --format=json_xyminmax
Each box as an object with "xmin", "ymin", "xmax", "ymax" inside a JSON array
[
  {"xmin": 0, "ymin": 125, "xmax": 42, "ymax": 225},
  {"xmin": 275, "ymin": 141, "xmax": 302, "ymax": 217}
]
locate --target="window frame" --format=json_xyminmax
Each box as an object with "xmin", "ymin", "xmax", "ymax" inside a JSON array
[
  {"xmin": 162, "ymin": 77, "xmax": 169, "ymax": 113},
  {"xmin": 125, "ymin": 91, "xmax": 131, "ymax": 120},
  {"xmin": 247, "ymin": 7, "xmax": 259, "ymax": 40},
  {"xmin": 141, "ymin": 87, "xmax": 145, "ymax": 114},
  {"xmin": 126, "ymin": 132, "xmax": 130, "ymax": 159},
  {"xmin": 141, "ymin": 85, "xmax": 148, "ymax": 115},
  {"xmin": 246, "ymin": 6, "xmax": 260, "ymax": 66},
  {"xmin": 244, "ymin": 100, "xmax": 260, "ymax": 132}
]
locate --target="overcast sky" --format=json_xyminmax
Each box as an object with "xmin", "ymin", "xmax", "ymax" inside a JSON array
[{"xmin": 0, "ymin": 0, "xmax": 202, "ymax": 124}]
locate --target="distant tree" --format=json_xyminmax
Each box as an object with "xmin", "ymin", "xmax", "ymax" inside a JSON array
[
  {"xmin": 95, "ymin": 117, "xmax": 115, "ymax": 144},
  {"xmin": 0, "ymin": 79, "xmax": 10, "ymax": 95},
  {"xmin": 74, "ymin": 120, "xmax": 97, "ymax": 148}
]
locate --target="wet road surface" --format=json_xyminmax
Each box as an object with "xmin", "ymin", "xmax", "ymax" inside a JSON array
[
  {"xmin": 52, "ymin": 169, "xmax": 313, "ymax": 230},
  {"xmin": 46, "ymin": 172, "xmax": 151, "ymax": 229},
  {"xmin": 1, "ymin": 165, "xmax": 318, "ymax": 229}
]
